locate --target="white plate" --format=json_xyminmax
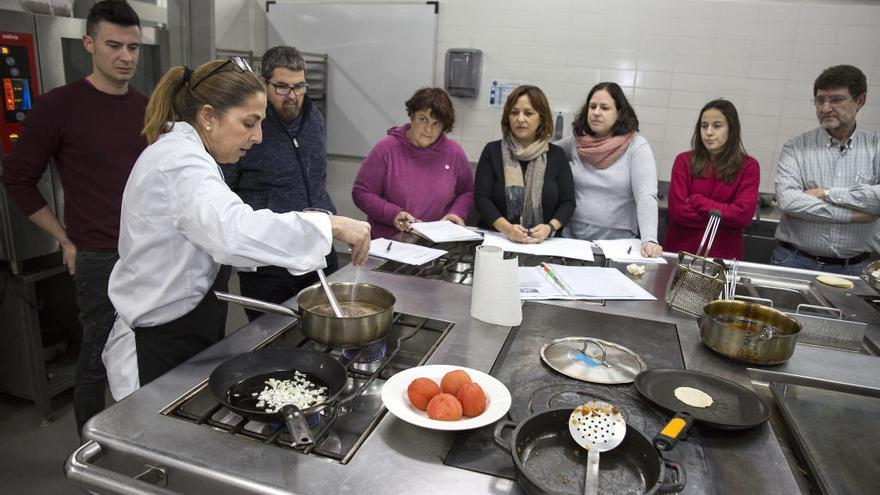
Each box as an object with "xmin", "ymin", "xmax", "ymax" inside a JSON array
[{"xmin": 381, "ymin": 365, "xmax": 512, "ymax": 431}]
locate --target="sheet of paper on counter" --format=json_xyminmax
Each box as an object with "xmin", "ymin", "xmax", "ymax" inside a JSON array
[
  {"xmin": 368, "ymin": 238, "xmax": 447, "ymax": 265},
  {"xmin": 409, "ymin": 220, "xmax": 483, "ymax": 242},
  {"xmin": 594, "ymin": 238, "xmax": 668, "ymax": 264},
  {"xmin": 482, "ymin": 231, "xmax": 595, "ymax": 262},
  {"xmin": 519, "ymin": 265, "xmax": 656, "ymax": 300}
]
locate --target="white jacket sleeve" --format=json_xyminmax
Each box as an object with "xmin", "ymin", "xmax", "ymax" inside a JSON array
[{"xmin": 166, "ymin": 152, "xmax": 332, "ymax": 275}]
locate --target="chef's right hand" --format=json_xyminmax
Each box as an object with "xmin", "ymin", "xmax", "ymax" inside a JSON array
[
  {"xmin": 61, "ymin": 240, "xmax": 77, "ymax": 276},
  {"xmin": 330, "ymin": 216, "xmax": 371, "ymax": 265}
]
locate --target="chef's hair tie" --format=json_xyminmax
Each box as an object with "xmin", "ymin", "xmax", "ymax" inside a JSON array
[{"xmin": 182, "ymin": 66, "xmax": 193, "ymax": 84}]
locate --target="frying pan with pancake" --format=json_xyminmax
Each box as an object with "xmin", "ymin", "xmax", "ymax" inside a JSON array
[{"xmin": 634, "ymin": 368, "xmax": 770, "ymax": 451}]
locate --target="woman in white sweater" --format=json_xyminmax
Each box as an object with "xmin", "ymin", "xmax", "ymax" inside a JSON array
[{"xmin": 555, "ymin": 82, "xmax": 662, "ymax": 257}]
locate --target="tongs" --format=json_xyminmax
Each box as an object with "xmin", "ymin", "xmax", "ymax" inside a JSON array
[
  {"xmin": 696, "ymin": 210, "xmax": 722, "ymax": 272},
  {"xmin": 723, "ymin": 259, "xmax": 739, "ymax": 299}
]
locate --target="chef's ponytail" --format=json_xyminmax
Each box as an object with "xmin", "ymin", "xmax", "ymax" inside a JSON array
[{"xmin": 142, "ymin": 59, "xmax": 264, "ymax": 144}]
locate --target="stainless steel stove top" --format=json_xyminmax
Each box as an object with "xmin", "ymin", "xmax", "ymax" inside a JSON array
[
  {"xmin": 373, "ymin": 236, "xmax": 605, "ymax": 286},
  {"xmin": 163, "ymin": 312, "xmax": 453, "ymax": 464}
]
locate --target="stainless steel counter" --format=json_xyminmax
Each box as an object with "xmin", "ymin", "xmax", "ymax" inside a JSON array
[{"xmin": 69, "ymin": 255, "xmax": 880, "ymax": 495}]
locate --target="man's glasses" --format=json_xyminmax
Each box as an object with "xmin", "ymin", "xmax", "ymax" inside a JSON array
[
  {"xmin": 268, "ymin": 81, "xmax": 310, "ymax": 97},
  {"xmin": 191, "ymin": 56, "xmax": 254, "ymax": 91},
  {"xmin": 813, "ymin": 95, "xmax": 851, "ymax": 107}
]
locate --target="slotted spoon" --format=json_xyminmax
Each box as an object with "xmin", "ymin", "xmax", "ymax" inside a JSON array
[{"xmin": 569, "ymin": 401, "xmax": 627, "ymax": 495}]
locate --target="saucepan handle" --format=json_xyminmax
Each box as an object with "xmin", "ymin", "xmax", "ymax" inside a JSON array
[
  {"xmin": 657, "ymin": 460, "xmax": 687, "ymax": 493},
  {"xmin": 281, "ymin": 404, "xmax": 314, "ymax": 447},
  {"xmin": 653, "ymin": 411, "xmax": 694, "ymax": 451},
  {"xmin": 214, "ymin": 291, "xmax": 301, "ymax": 318},
  {"xmin": 492, "ymin": 420, "xmax": 517, "ymax": 453}
]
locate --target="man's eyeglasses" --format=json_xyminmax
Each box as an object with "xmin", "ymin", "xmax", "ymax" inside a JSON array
[
  {"xmin": 268, "ymin": 81, "xmax": 310, "ymax": 97},
  {"xmin": 813, "ymin": 95, "xmax": 851, "ymax": 107},
  {"xmin": 191, "ymin": 56, "xmax": 254, "ymax": 91}
]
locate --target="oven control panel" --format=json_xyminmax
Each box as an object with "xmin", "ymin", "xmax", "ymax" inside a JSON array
[{"xmin": 0, "ymin": 31, "xmax": 39, "ymax": 154}]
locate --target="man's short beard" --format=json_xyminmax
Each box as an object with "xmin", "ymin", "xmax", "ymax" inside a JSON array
[{"xmin": 277, "ymin": 101, "xmax": 301, "ymax": 121}]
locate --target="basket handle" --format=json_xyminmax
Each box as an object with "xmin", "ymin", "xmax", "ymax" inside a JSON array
[{"xmin": 696, "ymin": 210, "xmax": 722, "ymax": 258}]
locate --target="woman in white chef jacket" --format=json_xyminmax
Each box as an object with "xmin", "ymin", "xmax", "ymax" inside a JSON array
[{"xmin": 103, "ymin": 57, "xmax": 371, "ymax": 400}]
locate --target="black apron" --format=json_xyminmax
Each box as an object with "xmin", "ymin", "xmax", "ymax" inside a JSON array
[{"xmin": 133, "ymin": 266, "xmax": 231, "ymax": 387}]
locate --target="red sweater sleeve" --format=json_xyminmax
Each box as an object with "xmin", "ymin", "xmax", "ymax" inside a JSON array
[
  {"xmin": 688, "ymin": 158, "xmax": 760, "ymax": 229},
  {"xmin": 667, "ymin": 153, "xmax": 710, "ymax": 229},
  {"xmin": 0, "ymin": 93, "xmax": 60, "ymax": 215}
]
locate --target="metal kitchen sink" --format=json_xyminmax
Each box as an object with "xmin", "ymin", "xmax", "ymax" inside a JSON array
[
  {"xmin": 735, "ymin": 273, "xmax": 833, "ymax": 313},
  {"xmin": 732, "ymin": 272, "xmax": 870, "ymax": 353}
]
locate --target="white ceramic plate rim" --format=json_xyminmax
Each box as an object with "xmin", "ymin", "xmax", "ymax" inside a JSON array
[{"xmin": 381, "ymin": 364, "xmax": 512, "ymax": 431}]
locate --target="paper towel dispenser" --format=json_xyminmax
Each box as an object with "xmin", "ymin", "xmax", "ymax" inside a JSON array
[{"xmin": 444, "ymin": 48, "xmax": 482, "ymax": 98}]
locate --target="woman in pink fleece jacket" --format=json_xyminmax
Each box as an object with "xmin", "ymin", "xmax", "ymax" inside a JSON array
[{"xmin": 352, "ymin": 87, "xmax": 474, "ymax": 239}]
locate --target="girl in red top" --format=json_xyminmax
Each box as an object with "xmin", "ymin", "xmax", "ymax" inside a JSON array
[{"xmin": 665, "ymin": 99, "xmax": 760, "ymax": 259}]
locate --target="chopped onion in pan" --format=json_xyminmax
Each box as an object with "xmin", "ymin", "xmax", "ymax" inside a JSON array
[{"xmin": 254, "ymin": 371, "xmax": 328, "ymax": 413}]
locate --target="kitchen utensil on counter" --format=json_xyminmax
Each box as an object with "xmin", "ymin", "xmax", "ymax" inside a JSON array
[
  {"xmin": 634, "ymin": 368, "xmax": 769, "ymax": 451},
  {"xmin": 700, "ymin": 299, "xmax": 801, "ymax": 365},
  {"xmin": 723, "ymin": 259, "xmax": 738, "ymax": 300},
  {"xmin": 380, "ymin": 365, "xmax": 511, "ymax": 431},
  {"xmin": 493, "ymin": 408, "xmax": 686, "ymax": 495},
  {"xmin": 861, "ymin": 260, "xmax": 880, "ymax": 293},
  {"xmin": 316, "ymin": 268, "xmax": 344, "ymax": 317},
  {"xmin": 216, "ymin": 281, "xmax": 396, "ymax": 348},
  {"xmin": 540, "ymin": 337, "xmax": 647, "ymax": 384},
  {"xmin": 208, "ymin": 348, "xmax": 348, "ymax": 447},
  {"xmin": 665, "ymin": 210, "xmax": 727, "ymax": 316},
  {"xmin": 569, "ymin": 402, "xmax": 627, "ymax": 495}
]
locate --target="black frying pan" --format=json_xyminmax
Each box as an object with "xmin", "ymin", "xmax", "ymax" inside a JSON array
[
  {"xmin": 493, "ymin": 408, "xmax": 686, "ymax": 494},
  {"xmin": 634, "ymin": 368, "xmax": 770, "ymax": 451},
  {"xmin": 208, "ymin": 348, "xmax": 348, "ymax": 447}
]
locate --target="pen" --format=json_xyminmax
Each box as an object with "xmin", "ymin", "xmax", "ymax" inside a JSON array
[
  {"xmin": 541, "ymin": 262, "xmax": 573, "ymax": 296},
  {"xmin": 386, "ymin": 241, "xmax": 393, "ymax": 251},
  {"xmin": 626, "ymin": 246, "xmax": 632, "ymax": 255}
]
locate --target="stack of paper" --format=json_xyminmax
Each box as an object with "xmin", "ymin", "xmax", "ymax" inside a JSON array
[
  {"xmin": 410, "ymin": 220, "xmax": 483, "ymax": 242},
  {"xmin": 481, "ymin": 231, "xmax": 594, "ymax": 262},
  {"xmin": 594, "ymin": 239, "xmax": 667, "ymax": 264},
  {"xmin": 368, "ymin": 238, "xmax": 447, "ymax": 265},
  {"xmin": 519, "ymin": 264, "xmax": 656, "ymax": 300}
]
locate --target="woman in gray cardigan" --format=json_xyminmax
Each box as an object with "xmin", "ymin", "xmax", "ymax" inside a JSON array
[{"xmin": 555, "ymin": 82, "xmax": 663, "ymax": 257}]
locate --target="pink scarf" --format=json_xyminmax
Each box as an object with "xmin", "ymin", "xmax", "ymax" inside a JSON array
[{"xmin": 575, "ymin": 132, "xmax": 635, "ymax": 169}]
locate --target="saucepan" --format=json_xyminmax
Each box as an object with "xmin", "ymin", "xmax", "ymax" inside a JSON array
[
  {"xmin": 699, "ymin": 299, "xmax": 801, "ymax": 365},
  {"xmin": 862, "ymin": 260, "xmax": 880, "ymax": 293},
  {"xmin": 216, "ymin": 282, "xmax": 396, "ymax": 348},
  {"xmin": 493, "ymin": 407, "xmax": 686, "ymax": 494},
  {"xmin": 208, "ymin": 348, "xmax": 348, "ymax": 447}
]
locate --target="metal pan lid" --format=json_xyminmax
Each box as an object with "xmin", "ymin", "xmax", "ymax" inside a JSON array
[{"xmin": 540, "ymin": 337, "xmax": 647, "ymax": 384}]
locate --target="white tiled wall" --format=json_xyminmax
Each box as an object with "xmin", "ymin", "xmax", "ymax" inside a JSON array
[
  {"xmin": 434, "ymin": 0, "xmax": 880, "ymax": 192},
  {"xmin": 230, "ymin": 0, "xmax": 880, "ymax": 194}
]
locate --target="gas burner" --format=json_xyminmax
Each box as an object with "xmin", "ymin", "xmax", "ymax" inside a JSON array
[
  {"xmin": 165, "ymin": 312, "xmax": 454, "ymax": 464},
  {"xmin": 342, "ymin": 339, "xmax": 388, "ymax": 373},
  {"xmin": 373, "ymin": 239, "xmax": 603, "ymax": 286}
]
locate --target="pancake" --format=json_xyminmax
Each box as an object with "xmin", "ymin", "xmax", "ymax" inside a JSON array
[
  {"xmin": 816, "ymin": 274, "xmax": 854, "ymax": 289},
  {"xmin": 674, "ymin": 386, "xmax": 713, "ymax": 408}
]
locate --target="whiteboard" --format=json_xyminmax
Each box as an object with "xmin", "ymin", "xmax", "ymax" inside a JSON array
[{"xmin": 267, "ymin": 2, "xmax": 438, "ymax": 157}]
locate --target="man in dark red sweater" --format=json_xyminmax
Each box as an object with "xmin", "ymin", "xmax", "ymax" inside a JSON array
[{"xmin": 0, "ymin": 0, "xmax": 147, "ymax": 436}]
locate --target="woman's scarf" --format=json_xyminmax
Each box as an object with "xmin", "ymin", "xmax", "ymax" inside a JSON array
[
  {"xmin": 575, "ymin": 132, "xmax": 635, "ymax": 169},
  {"xmin": 502, "ymin": 135, "xmax": 550, "ymax": 228}
]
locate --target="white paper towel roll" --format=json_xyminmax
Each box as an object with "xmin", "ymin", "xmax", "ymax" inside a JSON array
[{"xmin": 470, "ymin": 245, "xmax": 523, "ymax": 326}]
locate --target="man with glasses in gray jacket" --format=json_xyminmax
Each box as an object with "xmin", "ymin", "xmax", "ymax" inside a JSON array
[
  {"xmin": 222, "ymin": 46, "xmax": 338, "ymax": 319},
  {"xmin": 773, "ymin": 65, "xmax": 879, "ymax": 275}
]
